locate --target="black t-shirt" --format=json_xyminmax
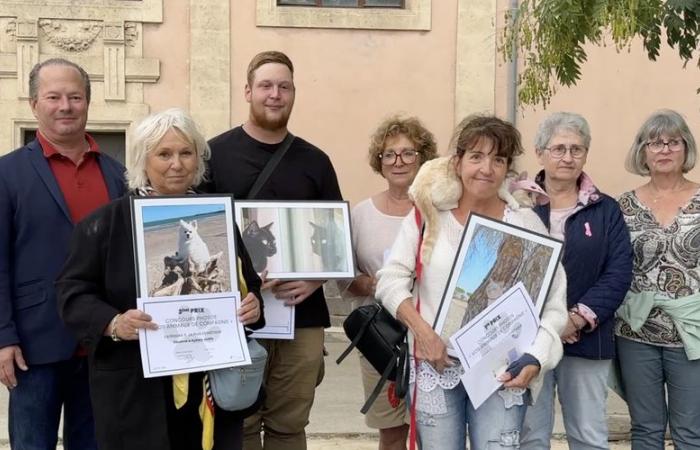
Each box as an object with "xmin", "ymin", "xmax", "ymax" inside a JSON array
[{"xmin": 203, "ymin": 126, "xmax": 343, "ymax": 328}]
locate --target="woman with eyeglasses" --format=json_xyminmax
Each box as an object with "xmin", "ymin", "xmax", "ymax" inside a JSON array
[
  {"xmin": 376, "ymin": 115, "xmax": 568, "ymax": 450},
  {"xmin": 518, "ymin": 112, "xmax": 633, "ymax": 450},
  {"xmin": 615, "ymin": 109, "xmax": 700, "ymax": 449},
  {"xmin": 343, "ymin": 115, "xmax": 437, "ymax": 450}
]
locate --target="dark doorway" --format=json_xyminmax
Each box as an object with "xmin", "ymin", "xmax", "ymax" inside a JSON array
[{"xmin": 23, "ymin": 129, "xmax": 126, "ymax": 165}]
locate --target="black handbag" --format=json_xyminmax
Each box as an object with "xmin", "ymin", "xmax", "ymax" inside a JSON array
[
  {"xmin": 336, "ymin": 207, "xmax": 425, "ymax": 414},
  {"xmin": 336, "ymin": 303, "xmax": 410, "ymax": 414}
]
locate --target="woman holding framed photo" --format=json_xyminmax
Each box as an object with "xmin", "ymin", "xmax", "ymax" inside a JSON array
[
  {"xmin": 376, "ymin": 115, "xmax": 567, "ymax": 450},
  {"xmin": 56, "ymin": 108, "xmax": 265, "ymax": 450}
]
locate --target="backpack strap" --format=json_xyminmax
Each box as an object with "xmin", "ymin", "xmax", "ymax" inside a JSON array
[{"xmin": 247, "ymin": 132, "xmax": 295, "ymax": 199}]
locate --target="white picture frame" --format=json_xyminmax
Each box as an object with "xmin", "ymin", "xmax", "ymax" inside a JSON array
[
  {"xmin": 234, "ymin": 200, "xmax": 355, "ymax": 280},
  {"xmin": 131, "ymin": 195, "xmax": 239, "ymax": 299}
]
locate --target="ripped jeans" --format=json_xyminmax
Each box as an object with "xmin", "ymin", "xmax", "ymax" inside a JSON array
[{"xmin": 409, "ymin": 361, "xmax": 527, "ymax": 449}]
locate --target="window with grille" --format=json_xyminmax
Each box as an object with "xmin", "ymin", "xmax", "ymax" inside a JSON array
[{"xmin": 277, "ymin": 0, "xmax": 404, "ymax": 8}]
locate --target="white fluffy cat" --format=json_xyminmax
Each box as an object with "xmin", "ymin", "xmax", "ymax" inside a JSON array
[{"xmin": 177, "ymin": 219, "xmax": 211, "ymax": 274}]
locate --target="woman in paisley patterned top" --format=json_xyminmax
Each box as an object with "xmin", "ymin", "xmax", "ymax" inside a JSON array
[{"xmin": 616, "ymin": 109, "xmax": 700, "ymax": 450}]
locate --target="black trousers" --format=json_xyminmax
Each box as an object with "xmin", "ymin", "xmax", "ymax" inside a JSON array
[{"xmin": 165, "ymin": 371, "xmax": 244, "ymax": 450}]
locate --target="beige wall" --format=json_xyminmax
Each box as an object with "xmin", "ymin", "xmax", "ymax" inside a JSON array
[
  {"xmin": 229, "ymin": 1, "xmax": 460, "ymax": 205},
  {"xmin": 143, "ymin": 0, "xmax": 189, "ymax": 112},
  {"xmin": 10, "ymin": 2, "xmax": 697, "ymax": 204},
  {"xmin": 493, "ymin": 8, "xmax": 700, "ymax": 197}
]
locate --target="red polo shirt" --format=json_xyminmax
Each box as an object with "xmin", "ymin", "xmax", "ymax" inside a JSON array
[
  {"xmin": 39, "ymin": 132, "xmax": 112, "ymax": 357},
  {"xmin": 38, "ymin": 131, "xmax": 111, "ymax": 224}
]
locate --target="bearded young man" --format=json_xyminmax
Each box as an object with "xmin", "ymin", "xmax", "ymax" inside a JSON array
[{"xmin": 202, "ymin": 51, "xmax": 343, "ymax": 450}]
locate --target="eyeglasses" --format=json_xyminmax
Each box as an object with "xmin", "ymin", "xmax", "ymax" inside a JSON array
[
  {"xmin": 543, "ymin": 144, "xmax": 588, "ymax": 159},
  {"xmin": 646, "ymin": 139, "xmax": 684, "ymax": 153},
  {"xmin": 379, "ymin": 149, "xmax": 419, "ymax": 165}
]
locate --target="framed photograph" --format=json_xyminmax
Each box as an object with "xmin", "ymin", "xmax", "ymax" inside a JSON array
[
  {"xmin": 433, "ymin": 213, "xmax": 563, "ymax": 351},
  {"xmin": 234, "ymin": 200, "xmax": 355, "ymax": 280},
  {"xmin": 131, "ymin": 195, "xmax": 239, "ymax": 298}
]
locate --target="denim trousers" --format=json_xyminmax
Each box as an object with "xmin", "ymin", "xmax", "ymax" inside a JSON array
[
  {"xmin": 412, "ymin": 382, "xmax": 527, "ymax": 450},
  {"xmin": 520, "ymin": 356, "xmax": 611, "ymax": 450},
  {"xmin": 617, "ymin": 337, "xmax": 700, "ymax": 450},
  {"xmin": 8, "ymin": 357, "xmax": 97, "ymax": 450}
]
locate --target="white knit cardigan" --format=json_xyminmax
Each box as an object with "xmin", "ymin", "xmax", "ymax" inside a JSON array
[{"xmin": 375, "ymin": 159, "xmax": 568, "ymax": 399}]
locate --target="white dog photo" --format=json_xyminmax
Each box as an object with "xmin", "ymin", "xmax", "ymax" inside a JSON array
[{"xmin": 177, "ymin": 219, "xmax": 211, "ymax": 274}]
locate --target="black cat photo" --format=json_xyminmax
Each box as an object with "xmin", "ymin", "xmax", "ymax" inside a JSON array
[
  {"xmin": 242, "ymin": 220, "xmax": 277, "ymax": 273},
  {"xmin": 309, "ymin": 218, "xmax": 346, "ymax": 272}
]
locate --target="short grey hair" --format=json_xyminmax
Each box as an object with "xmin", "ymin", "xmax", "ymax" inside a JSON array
[
  {"xmin": 127, "ymin": 108, "xmax": 211, "ymax": 190},
  {"xmin": 29, "ymin": 58, "xmax": 91, "ymax": 103},
  {"xmin": 625, "ymin": 109, "xmax": 697, "ymax": 176},
  {"xmin": 534, "ymin": 112, "xmax": 591, "ymax": 150}
]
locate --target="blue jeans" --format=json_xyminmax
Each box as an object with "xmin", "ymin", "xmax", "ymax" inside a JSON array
[
  {"xmin": 521, "ymin": 356, "xmax": 611, "ymax": 450},
  {"xmin": 412, "ymin": 382, "xmax": 527, "ymax": 450},
  {"xmin": 8, "ymin": 358, "xmax": 97, "ymax": 450},
  {"xmin": 617, "ymin": 337, "xmax": 700, "ymax": 450}
]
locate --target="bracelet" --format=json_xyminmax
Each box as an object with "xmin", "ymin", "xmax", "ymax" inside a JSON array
[
  {"xmin": 568, "ymin": 311, "xmax": 585, "ymax": 331},
  {"xmin": 110, "ymin": 314, "xmax": 122, "ymax": 342}
]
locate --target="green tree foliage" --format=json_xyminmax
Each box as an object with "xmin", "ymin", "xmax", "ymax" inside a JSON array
[{"xmin": 502, "ymin": 0, "xmax": 700, "ymax": 107}]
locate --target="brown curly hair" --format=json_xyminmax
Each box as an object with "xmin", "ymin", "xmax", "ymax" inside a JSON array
[
  {"xmin": 368, "ymin": 115, "xmax": 438, "ymax": 175},
  {"xmin": 450, "ymin": 115, "xmax": 523, "ymax": 170}
]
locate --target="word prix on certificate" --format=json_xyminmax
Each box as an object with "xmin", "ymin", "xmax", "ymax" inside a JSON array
[{"xmin": 137, "ymin": 294, "xmax": 251, "ymax": 377}]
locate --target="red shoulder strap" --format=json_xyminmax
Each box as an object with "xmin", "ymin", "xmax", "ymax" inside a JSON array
[
  {"xmin": 414, "ymin": 207, "xmax": 424, "ymax": 281},
  {"xmin": 409, "ymin": 207, "xmax": 423, "ymax": 450}
]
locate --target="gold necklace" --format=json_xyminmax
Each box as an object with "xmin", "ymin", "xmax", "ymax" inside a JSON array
[{"xmin": 649, "ymin": 180, "xmax": 689, "ymax": 204}]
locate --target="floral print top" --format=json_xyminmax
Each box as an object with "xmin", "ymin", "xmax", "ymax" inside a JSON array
[{"xmin": 615, "ymin": 188, "xmax": 700, "ymax": 346}]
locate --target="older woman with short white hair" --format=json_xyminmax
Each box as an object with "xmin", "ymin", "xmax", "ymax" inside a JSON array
[
  {"xmin": 616, "ymin": 109, "xmax": 700, "ymax": 450},
  {"xmin": 520, "ymin": 112, "xmax": 633, "ymax": 450},
  {"xmin": 56, "ymin": 108, "xmax": 265, "ymax": 450}
]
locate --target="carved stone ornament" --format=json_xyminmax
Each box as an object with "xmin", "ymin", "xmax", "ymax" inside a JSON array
[
  {"xmin": 5, "ymin": 20, "xmax": 16, "ymax": 40},
  {"xmin": 38, "ymin": 19, "xmax": 103, "ymax": 52},
  {"xmin": 125, "ymin": 22, "xmax": 138, "ymax": 47}
]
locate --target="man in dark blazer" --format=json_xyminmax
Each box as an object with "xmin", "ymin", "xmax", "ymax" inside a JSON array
[{"xmin": 0, "ymin": 58, "xmax": 126, "ymax": 450}]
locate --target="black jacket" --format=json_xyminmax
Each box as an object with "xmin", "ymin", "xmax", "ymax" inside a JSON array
[{"xmin": 55, "ymin": 194, "xmax": 264, "ymax": 450}]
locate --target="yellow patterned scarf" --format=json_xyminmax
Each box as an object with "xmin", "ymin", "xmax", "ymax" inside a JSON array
[{"xmin": 172, "ymin": 258, "xmax": 249, "ymax": 450}]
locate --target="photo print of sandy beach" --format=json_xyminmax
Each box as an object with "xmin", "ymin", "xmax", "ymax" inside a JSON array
[
  {"xmin": 434, "ymin": 213, "xmax": 562, "ymax": 344},
  {"xmin": 234, "ymin": 201, "xmax": 355, "ymax": 280},
  {"xmin": 131, "ymin": 196, "xmax": 238, "ymax": 298}
]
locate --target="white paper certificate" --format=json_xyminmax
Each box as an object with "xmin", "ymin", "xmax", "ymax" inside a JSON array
[
  {"xmin": 449, "ymin": 282, "xmax": 540, "ymax": 409},
  {"xmin": 137, "ymin": 294, "xmax": 251, "ymax": 377},
  {"xmin": 250, "ymin": 291, "xmax": 295, "ymax": 340}
]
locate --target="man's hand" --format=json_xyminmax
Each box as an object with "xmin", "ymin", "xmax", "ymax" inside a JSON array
[
  {"xmin": 271, "ymin": 280, "xmax": 324, "ymax": 306},
  {"xmin": 259, "ymin": 270, "xmax": 277, "ymax": 291},
  {"xmin": 0, "ymin": 345, "xmax": 27, "ymax": 389}
]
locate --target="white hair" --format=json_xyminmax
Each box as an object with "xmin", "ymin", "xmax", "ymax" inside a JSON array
[{"xmin": 126, "ymin": 108, "xmax": 211, "ymax": 190}]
